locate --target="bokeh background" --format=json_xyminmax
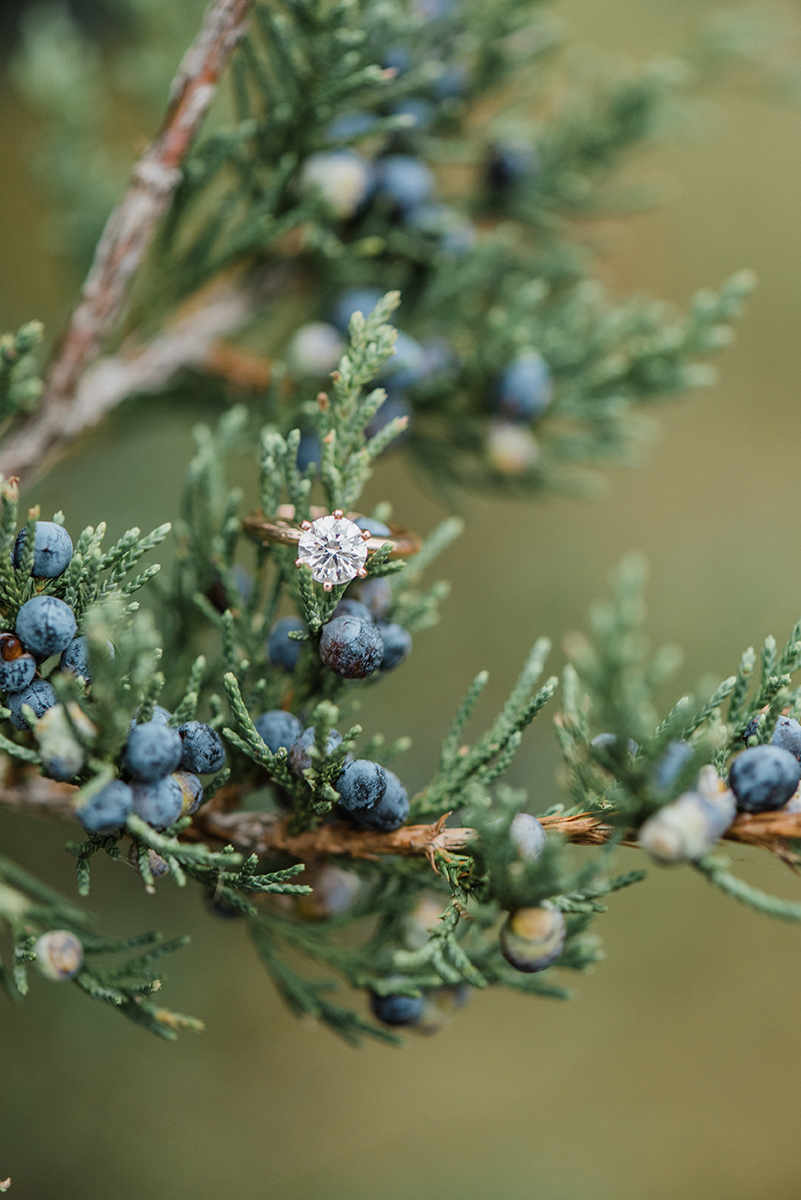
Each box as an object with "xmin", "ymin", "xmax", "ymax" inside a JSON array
[{"xmin": 2, "ymin": 1, "xmax": 801, "ymax": 1197}]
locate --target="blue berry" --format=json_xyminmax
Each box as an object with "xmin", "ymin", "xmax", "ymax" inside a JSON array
[
  {"xmin": 7, "ymin": 679, "xmax": 57, "ymax": 729},
  {"xmin": 652, "ymin": 739, "xmax": 694, "ymax": 792},
  {"xmin": 391, "ymin": 98, "xmax": 434, "ymax": 130},
  {"xmin": 772, "ymin": 716, "xmax": 801, "ymax": 760},
  {"xmin": 332, "ymin": 597, "xmax": 374, "ymax": 623},
  {"xmin": 370, "ymin": 985, "xmax": 424, "ymax": 1027},
  {"xmin": 34, "ymin": 931, "xmax": 83, "ymax": 981},
  {"xmin": 255, "ymin": 710, "xmax": 303, "ymax": 755},
  {"xmin": 268, "ymin": 616, "xmax": 306, "ymax": 672},
  {"xmin": 124, "ymin": 722, "xmax": 183, "ymax": 782},
  {"xmin": 354, "ymin": 517, "xmax": 392, "ymax": 537},
  {"xmin": 320, "ymin": 615, "xmax": 383, "ymax": 679},
  {"xmin": 0, "ymin": 634, "xmax": 36, "ymax": 694},
  {"xmin": 336, "ymin": 759, "xmax": 387, "ymax": 813},
  {"xmin": 60, "ymin": 636, "xmax": 90, "ymax": 680},
  {"xmin": 326, "ymin": 111, "xmax": 378, "ymax": 142},
  {"xmin": 378, "ymin": 622, "xmax": 412, "ymax": 671},
  {"xmin": 498, "ymin": 353, "xmax": 553, "ymax": 421},
  {"xmin": 352, "ymin": 576, "xmax": 393, "ymax": 618},
  {"xmin": 297, "ymin": 434, "xmax": 320, "ymax": 475},
  {"xmin": 500, "ymin": 905, "xmax": 566, "ymax": 973},
  {"xmin": 591, "ymin": 732, "xmax": 639, "ymax": 756},
  {"xmin": 130, "ymin": 704, "xmax": 172, "ymax": 730},
  {"xmin": 375, "ymin": 155, "xmax": 435, "ymax": 213},
  {"xmin": 131, "ymin": 776, "xmax": 184, "ymax": 830},
  {"xmin": 173, "ymin": 770, "xmax": 204, "ymax": 816},
  {"xmin": 289, "ymin": 726, "xmax": 343, "ymax": 775},
  {"xmin": 404, "ymin": 203, "xmax": 475, "ymax": 255},
  {"xmin": 353, "ymin": 768, "xmax": 409, "ymax": 831},
  {"xmin": 365, "ymin": 394, "xmax": 413, "ymax": 443},
  {"xmin": 77, "ymin": 780, "xmax": 133, "ymax": 834},
  {"xmin": 331, "ymin": 288, "xmax": 384, "ymax": 333},
  {"xmin": 509, "ymin": 812, "xmax": 547, "ymax": 861},
  {"xmin": 379, "ymin": 332, "xmax": 428, "ymax": 389},
  {"xmin": 16, "ymin": 595, "xmax": 77, "ymax": 658},
  {"xmin": 382, "ymin": 45, "xmax": 411, "ymax": 75},
  {"xmin": 300, "ymin": 151, "xmax": 373, "ymax": 218},
  {"xmin": 729, "ymin": 745, "xmax": 800, "ymax": 812},
  {"xmin": 488, "ymin": 140, "xmax": 540, "ymax": 188},
  {"xmin": 177, "ymin": 721, "xmax": 225, "ymax": 774},
  {"xmin": 13, "ymin": 521, "xmax": 73, "ymax": 578},
  {"xmin": 432, "ymin": 63, "xmax": 467, "ymax": 100}
]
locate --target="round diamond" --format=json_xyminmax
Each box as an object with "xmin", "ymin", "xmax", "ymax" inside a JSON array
[{"xmin": 296, "ymin": 515, "xmax": 368, "ymax": 586}]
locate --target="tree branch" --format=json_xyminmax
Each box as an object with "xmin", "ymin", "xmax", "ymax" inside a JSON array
[
  {"xmin": 0, "ymin": 0, "xmax": 253, "ymax": 482},
  {"xmin": 3, "ymin": 771, "xmax": 801, "ymax": 870}
]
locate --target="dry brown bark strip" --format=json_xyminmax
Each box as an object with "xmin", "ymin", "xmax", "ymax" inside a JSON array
[{"xmin": 0, "ymin": 0, "xmax": 253, "ymax": 482}]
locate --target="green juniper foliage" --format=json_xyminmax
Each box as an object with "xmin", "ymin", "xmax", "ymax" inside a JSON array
[{"xmin": 3, "ymin": 0, "xmax": 801, "ymax": 1044}]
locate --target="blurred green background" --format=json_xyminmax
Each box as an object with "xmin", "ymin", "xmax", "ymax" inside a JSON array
[{"xmin": 3, "ymin": 1, "xmax": 801, "ymax": 1197}]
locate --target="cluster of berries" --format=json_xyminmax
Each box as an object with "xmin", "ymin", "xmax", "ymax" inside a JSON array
[
  {"xmin": 639, "ymin": 715, "xmax": 801, "ymax": 865},
  {"xmin": 1, "ymin": 522, "xmax": 85, "ymax": 731},
  {"xmin": 78, "ymin": 708, "xmax": 226, "ymax": 835},
  {"xmin": 268, "ymin": 588, "xmax": 411, "ymax": 681},
  {"xmin": 255, "ymin": 708, "xmax": 410, "ymax": 833},
  {"xmin": 293, "ymin": 137, "xmax": 550, "ymax": 477}
]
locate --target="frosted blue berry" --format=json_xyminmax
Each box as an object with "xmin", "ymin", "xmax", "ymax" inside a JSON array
[
  {"xmin": 351, "ymin": 576, "xmax": 393, "ymax": 619},
  {"xmin": 509, "ymin": 812, "xmax": 547, "ymax": 862},
  {"xmin": 130, "ymin": 704, "xmax": 172, "ymax": 731},
  {"xmin": 124, "ymin": 722, "xmax": 182, "ymax": 782},
  {"xmin": 404, "ymin": 203, "xmax": 475, "ymax": 255},
  {"xmin": 353, "ymin": 768, "xmax": 409, "ymax": 831},
  {"xmin": 729, "ymin": 745, "xmax": 800, "ymax": 813},
  {"xmin": 13, "ymin": 521, "xmax": 73, "ymax": 578},
  {"xmin": 336, "ymin": 759, "xmax": 387, "ymax": 813},
  {"xmin": 652, "ymin": 739, "xmax": 694, "ymax": 792},
  {"xmin": 131, "ymin": 775, "xmax": 184, "ymax": 829},
  {"xmin": 300, "ymin": 151, "xmax": 373, "ymax": 218},
  {"xmin": 326, "ymin": 111, "xmax": 378, "ymax": 142},
  {"xmin": 365, "ymin": 394, "xmax": 413, "ymax": 443},
  {"xmin": 500, "ymin": 904, "xmax": 566, "ymax": 973},
  {"xmin": 772, "ymin": 716, "xmax": 801, "ymax": 761},
  {"xmin": 432, "ymin": 63, "xmax": 467, "ymax": 99},
  {"xmin": 77, "ymin": 780, "xmax": 133, "ymax": 834},
  {"xmin": 297, "ymin": 434, "xmax": 320, "ymax": 475},
  {"xmin": 498, "ymin": 353, "xmax": 553, "ymax": 421},
  {"xmin": 378, "ymin": 622, "xmax": 412, "ymax": 671},
  {"xmin": 0, "ymin": 634, "xmax": 36, "ymax": 694},
  {"xmin": 60, "ymin": 636, "xmax": 90, "ymax": 680},
  {"xmin": 375, "ymin": 155, "xmax": 435, "ymax": 213},
  {"xmin": 287, "ymin": 321, "xmax": 344, "ymax": 376},
  {"xmin": 331, "ymin": 288, "xmax": 384, "ymax": 333},
  {"xmin": 742, "ymin": 713, "xmax": 763, "ymax": 745},
  {"xmin": 177, "ymin": 721, "xmax": 225, "ymax": 774},
  {"xmin": 173, "ymin": 770, "xmax": 204, "ymax": 816},
  {"xmin": 332, "ymin": 597, "xmax": 374, "ymax": 623},
  {"xmin": 268, "ymin": 616, "xmax": 306, "ymax": 672},
  {"xmin": 16, "ymin": 595, "xmax": 77, "ymax": 658},
  {"xmin": 391, "ymin": 98, "xmax": 434, "ymax": 130},
  {"xmin": 255, "ymin": 710, "xmax": 303, "ymax": 755},
  {"xmin": 320, "ymin": 615, "xmax": 383, "ymax": 679},
  {"xmin": 370, "ymin": 983, "xmax": 424, "ymax": 1027},
  {"xmin": 354, "ymin": 517, "xmax": 392, "ymax": 537},
  {"xmin": 288, "ymin": 726, "xmax": 343, "ymax": 776},
  {"xmin": 382, "ymin": 45, "xmax": 411, "ymax": 75},
  {"xmin": 7, "ymin": 679, "xmax": 57, "ymax": 729},
  {"xmin": 379, "ymin": 332, "xmax": 427, "ymax": 389},
  {"xmin": 488, "ymin": 140, "xmax": 540, "ymax": 188},
  {"xmin": 34, "ymin": 930, "xmax": 83, "ymax": 981}
]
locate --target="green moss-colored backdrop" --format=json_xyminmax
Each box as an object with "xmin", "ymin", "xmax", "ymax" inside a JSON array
[{"xmin": 2, "ymin": 1, "xmax": 801, "ymax": 1197}]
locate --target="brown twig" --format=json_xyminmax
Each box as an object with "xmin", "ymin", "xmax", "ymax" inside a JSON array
[{"xmin": 0, "ymin": 0, "xmax": 253, "ymax": 483}]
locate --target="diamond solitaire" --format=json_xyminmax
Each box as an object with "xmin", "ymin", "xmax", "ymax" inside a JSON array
[{"xmin": 295, "ymin": 511, "xmax": 370, "ymax": 590}]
